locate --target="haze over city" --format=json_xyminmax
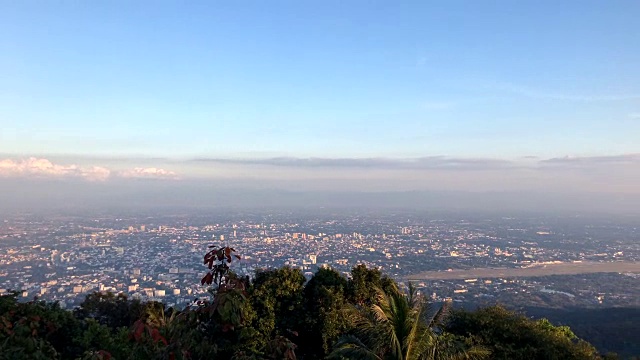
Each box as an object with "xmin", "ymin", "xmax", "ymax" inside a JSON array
[
  {"xmin": 1, "ymin": 1, "xmax": 639, "ymax": 213},
  {"xmin": 3, "ymin": 3, "xmax": 640, "ymax": 359}
]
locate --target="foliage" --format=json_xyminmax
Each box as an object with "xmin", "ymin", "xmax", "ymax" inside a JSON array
[
  {"xmin": 329, "ymin": 282, "xmax": 489, "ymax": 360},
  {"xmin": 202, "ymin": 245, "xmax": 241, "ymax": 287},
  {"xmin": 0, "ymin": 293, "xmax": 80, "ymax": 359},
  {"xmin": 73, "ymin": 319, "xmax": 129, "ymax": 360},
  {"xmin": 299, "ymin": 267, "xmax": 351, "ymax": 358},
  {"xmin": 249, "ymin": 267, "xmax": 306, "ymax": 352},
  {"xmin": 523, "ymin": 306, "xmax": 640, "ymax": 359},
  {"xmin": 75, "ymin": 292, "xmax": 146, "ymax": 329},
  {"xmin": 347, "ymin": 265, "xmax": 396, "ymax": 306},
  {"xmin": 0, "ymin": 246, "xmax": 619, "ymax": 360},
  {"xmin": 445, "ymin": 305, "xmax": 602, "ymax": 360}
]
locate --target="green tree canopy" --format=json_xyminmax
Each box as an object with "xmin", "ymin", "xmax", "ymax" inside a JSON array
[
  {"xmin": 299, "ymin": 267, "xmax": 351, "ymax": 358},
  {"xmin": 249, "ymin": 267, "xmax": 306, "ymax": 349},
  {"xmin": 330, "ymin": 283, "xmax": 489, "ymax": 360},
  {"xmin": 0, "ymin": 250, "xmax": 618, "ymax": 360},
  {"xmin": 445, "ymin": 305, "xmax": 601, "ymax": 360}
]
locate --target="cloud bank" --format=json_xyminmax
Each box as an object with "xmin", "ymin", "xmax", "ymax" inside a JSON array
[
  {"xmin": 1, "ymin": 154, "xmax": 639, "ymax": 214},
  {"xmin": 1, "ymin": 153, "xmax": 638, "ymax": 196},
  {"xmin": 119, "ymin": 167, "xmax": 179, "ymax": 179},
  {"xmin": 0, "ymin": 158, "xmax": 111, "ymax": 181},
  {"xmin": 540, "ymin": 154, "xmax": 640, "ymax": 166},
  {"xmin": 0, "ymin": 158, "xmax": 178, "ymax": 181},
  {"xmin": 192, "ymin": 156, "xmax": 515, "ymax": 170}
]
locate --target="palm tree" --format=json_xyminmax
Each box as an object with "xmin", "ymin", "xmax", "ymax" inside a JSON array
[{"xmin": 328, "ymin": 283, "xmax": 489, "ymax": 360}]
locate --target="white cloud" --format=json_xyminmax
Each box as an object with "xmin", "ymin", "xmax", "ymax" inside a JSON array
[
  {"xmin": 191, "ymin": 156, "xmax": 514, "ymax": 170},
  {"xmin": 118, "ymin": 167, "xmax": 179, "ymax": 180},
  {"xmin": 0, "ymin": 158, "xmax": 110, "ymax": 181},
  {"xmin": 540, "ymin": 153, "xmax": 640, "ymax": 166},
  {"xmin": 82, "ymin": 166, "xmax": 112, "ymax": 181},
  {"xmin": 0, "ymin": 158, "xmax": 178, "ymax": 181}
]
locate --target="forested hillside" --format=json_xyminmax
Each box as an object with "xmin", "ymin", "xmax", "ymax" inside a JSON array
[
  {"xmin": 0, "ymin": 246, "xmax": 631, "ymax": 359},
  {"xmin": 524, "ymin": 307, "xmax": 640, "ymax": 359}
]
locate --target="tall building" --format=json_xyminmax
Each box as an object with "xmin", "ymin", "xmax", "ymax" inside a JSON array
[{"xmin": 50, "ymin": 250, "xmax": 59, "ymax": 264}]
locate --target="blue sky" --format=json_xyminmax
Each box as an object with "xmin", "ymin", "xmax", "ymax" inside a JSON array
[
  {"xmin": 1, "ymin": 1, "xmax": 639, "ymax": 197},
  {"xmin": 2, "ymin": 0, "xmax": 638, "ymax": 158}
]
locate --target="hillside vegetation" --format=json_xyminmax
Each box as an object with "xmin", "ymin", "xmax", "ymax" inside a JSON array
[{"xmin": 0, "ymin": 245, "xmax": 629, "ymax": 360}]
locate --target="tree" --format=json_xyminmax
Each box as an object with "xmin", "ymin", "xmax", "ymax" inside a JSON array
[
  {"xmin": 299, "ymin": 267, "xmax": 351, "ymax": 358},
  {"xmin": 201, "ymin": 245, "xmax": 241, "ymax": 288},
  {"xmin": 73, "ymin": 319, "xmax": 131, "ymax": 360},
  {"xmin": 329, "ymin": 283, "xmax": 489, "ymax": 360},
  {"xmin": 249, "ymin": 267, "xmax": 306, "ymax": 355},
  {"xmin": 126, "ymin": 303, "xmax": 220, "ymax": 360},
  {"xmin": 0, "ymin": 252, "xmax": 614, "ymax": 360},
  {"xmin": 0, "ymin": 294, "xmax": 81, "ymax": 360},
  {"xmin": 347, "ymin": 265, "xmax": 396, "ymax": 306},
  {"xmin": 75, "ymin": 292, "xmax": 146, "ymax": 329},
  {"xmin": 445, "ymin": 305, "xmax": 601, "ymax": 360}
]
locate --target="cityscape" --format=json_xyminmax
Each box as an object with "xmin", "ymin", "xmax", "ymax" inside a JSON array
[
  {"xmin": 2, "ymin": 1, "xmax": 640, "ymax": 358},
  {"xmin": 2, "ymin": 210, "xmax": 638, "ymax": 310}
]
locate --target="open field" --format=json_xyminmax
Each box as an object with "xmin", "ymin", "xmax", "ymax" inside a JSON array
[{"xmin": 405, "ymin": 261, "xmax": 640, "ymax": 280}]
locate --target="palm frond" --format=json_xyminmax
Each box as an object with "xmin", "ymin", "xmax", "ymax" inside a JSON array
[
  {"xmin": 407, "ymin": 282, "xmax": 419, "ymax": 307},
  {"xmin": 328, "ymin": 335, "xmax": 383, "ymax": 360},
  {"xmin": 330, "ymin": 285, "xmax": 470, "ymax": 360},
  {"xmin": 427, "ymin": 300, "xmax": 451, "ymax": 330},
  {"xmin": 424, "ymin": 334, "xmax": 491, "ymax": 360},
  {"xmin": 404, "ymin": 302, "xmax": 427, "ymax": 360},
  {"xmin": 432, "ymin": 345, "xmax": 491, "ymax": 360},
  {"xmin": 458, "ymin": 345, "xmax": 491, "ymax": 360}
]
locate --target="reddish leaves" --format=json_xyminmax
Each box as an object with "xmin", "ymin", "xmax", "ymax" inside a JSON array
[
  {"xmin": 0, "ymin": 316, "xmax": 13, "ymax": 335},
  {"xmin": 149, "ymin": 328, "xmax": 168, "ymax": 346},
  {"xmin": 267, "ymin": 335, "xmax": 298, "ymax": 360},
  {"xmin": 131, "ymin": 319, "xmax": 146, "ymax": 342},
  {"xmin": 199, "ymin": 245, "xmax": 250, "ymax": 335},
  {"xmin": 201, "ymin": 273, "xmax": 213, "ymax": 285},
  {"xmin": 130, "ymin": 319, "xmax": 167, "ymax": 346},
  {"xmin": 96, "ymin": 350, "xmax": 112, "ymax": 360},
  {"xmin": 201, "ymin": 245, "xmax": 241, "ymax": 287}
]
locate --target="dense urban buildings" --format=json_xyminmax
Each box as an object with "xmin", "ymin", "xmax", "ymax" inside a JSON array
[{"xmin": 1, "ymin": 210, "xmax": 638, "ymax": 310}]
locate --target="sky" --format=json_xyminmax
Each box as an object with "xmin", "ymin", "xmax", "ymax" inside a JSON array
[{"xmin": 1, "ymin": 1, "xmax": 639, "ymax": 212}]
